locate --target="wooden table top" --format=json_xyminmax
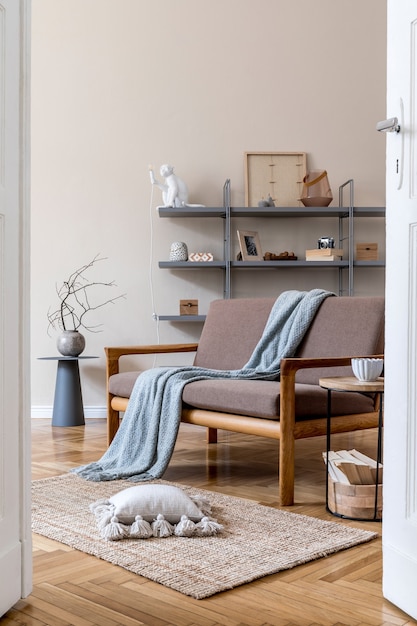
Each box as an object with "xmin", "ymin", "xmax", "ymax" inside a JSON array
[{"xmin": 319, "ymin": 376, "xmax": 384, "ymax": 393}]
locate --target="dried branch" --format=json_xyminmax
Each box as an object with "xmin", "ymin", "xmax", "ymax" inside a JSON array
[{"xmin": 47, "ymin": 254, "xmax": 126, "ymax": 334}]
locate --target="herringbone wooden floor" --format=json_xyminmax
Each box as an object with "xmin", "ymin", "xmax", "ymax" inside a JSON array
[{"xmin": 2, "ymin": 419, "xmax": 415, "ymax": 626}]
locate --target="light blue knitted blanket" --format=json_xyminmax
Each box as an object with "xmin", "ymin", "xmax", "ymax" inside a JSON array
[{"xmin": 72, "ymin": 289, "xmax": 333, "ymax": 482}]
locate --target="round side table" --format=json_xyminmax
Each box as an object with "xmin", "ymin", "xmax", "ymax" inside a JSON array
[
  {"xmin": 319, "ymin": 376, "xmax": 384, "ymax": 521},
  {"xmin": 38, "ymin": 356, "xmax": 98, "ymax": 427}
]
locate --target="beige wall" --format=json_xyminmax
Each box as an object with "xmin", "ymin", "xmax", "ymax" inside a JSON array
[{"xmin": 31, "ymin": 0, "xmax": 387, "ymax": 415}]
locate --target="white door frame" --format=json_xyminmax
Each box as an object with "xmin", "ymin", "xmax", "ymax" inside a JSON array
[
  {"xmin": 383, "ymin": 0, "xmax": 417, "ymax": 620},
  {"xmin": 0, "ymin": 0, "xmax": 31, "ymax": 615}
]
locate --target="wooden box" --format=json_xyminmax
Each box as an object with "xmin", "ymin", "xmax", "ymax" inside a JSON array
[
  {"xmin": 179, "ymin": 299, "xmax": 198, "ymax": 316},
  {"xmin": 305, "ymin": 248, "xmax": 343, "ymax": 261},
  {"xmin": 356, "ymin": 242, "xmax": 378, "ymax": 261},
  {"xmin": 328, "ymin": 476, "xmax": 382, "ymax": 519}
]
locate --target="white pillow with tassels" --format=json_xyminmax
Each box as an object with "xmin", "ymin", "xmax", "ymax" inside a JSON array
[{"xmin": 90, "ymin": 484, "xmax": 223, "ymax": 541}]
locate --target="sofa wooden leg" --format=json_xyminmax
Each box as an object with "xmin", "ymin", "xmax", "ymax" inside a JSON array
[
  {"xmin": 279, "ymin": 440, "xmax": 295, "ymax": 506},
  {"xmin": 207, "ymin": 427, "xmax": 218, "ymax": 443},
  {"xmin": 107, "ymin": 404, "xmax": 120, "ymax": 446}
]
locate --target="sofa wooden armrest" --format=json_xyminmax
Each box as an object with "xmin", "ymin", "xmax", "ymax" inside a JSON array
[{"xmin": 105, "ymin": 343, "xmax": 198, "ymax": 442}]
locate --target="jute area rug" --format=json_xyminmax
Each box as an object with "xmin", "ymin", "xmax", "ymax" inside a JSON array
[{"xmin": 32, "ymin": 474, "xmax": 377, "ymax": 600}]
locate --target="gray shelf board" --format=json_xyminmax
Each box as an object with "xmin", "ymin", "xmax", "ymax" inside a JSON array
[
  {"xmin": 157, "ymin": 315, "xmax": 206, "ymax": 322},
  {"xmin": 353, "ymin": 207, "xmax": 386, "ymax": 217},
  {"xmin": 231, "ymin": 260, "xmax": 349, "ymax": 268},
  {"xmin": 353, "ymin": 260, "xmax": 386, "ymax": 267},
  {"xmin": 158, "ymin": 207, "xmax": 225, "ymax": 218},
  {"xmin": 231, "ymin": 206, "xmax": 350, "ymax": 218},
  {"xmin": 158, "ymin": 205, "xmax": 385, "ymax": 219},
  {"xmin": 158, "ymin": 261, "xmax": 226, "ymax": 269}
]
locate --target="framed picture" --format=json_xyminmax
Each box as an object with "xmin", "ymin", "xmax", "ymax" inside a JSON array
[
  {"xmin": 237, "ymin": 230, "xmax": 263, "ymax": 261},
  {"xmin": 244, "ymin": 151, "xmax": 307, "ymax": 207}
]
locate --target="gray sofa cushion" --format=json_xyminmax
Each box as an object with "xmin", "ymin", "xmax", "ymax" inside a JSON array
[
  {"xmin": 295, "ymin": 296, "xmax": 385, "ymax": 385},
  {"xmin": 110, "ymin": 373, "xmax": 375, "ymax": 420},
  {"xmin": 109, "ymin": 371, "xmax": 142, "ymax": 398},
  {"xmin": 182, "ymin": 379, "xmax": 375, "ymax": 419},
  {"xmin": 193, "ymin": 298, "xmax": 274, "ymax": 370}
]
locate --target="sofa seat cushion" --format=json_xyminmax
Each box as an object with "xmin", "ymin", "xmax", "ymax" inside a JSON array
[
  {"xmin": 109, "ymin": 371, "xmax": 142, "ymax": 398},
  {"xmin": 182, "ymin": 379, "xmax": 375, "ymax": 420},
  {"xmin": 110, "ymin": 372, "xmax": 376, "ymax": 420}
]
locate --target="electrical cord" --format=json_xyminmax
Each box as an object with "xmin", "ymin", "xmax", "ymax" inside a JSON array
[{"xmin": 148, "ymin": 181, "xmax": 161, "ymax": 357}]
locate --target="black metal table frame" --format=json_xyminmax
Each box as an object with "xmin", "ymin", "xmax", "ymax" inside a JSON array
[{"xmin": 325, "ymin": 385, "xmax": 383, "ymax": 522}]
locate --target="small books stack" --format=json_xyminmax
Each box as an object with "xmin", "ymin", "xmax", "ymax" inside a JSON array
[
  {"xmin": 305, "ymin": 248, "xmax": 343, "ymax": 261},
  {"xmin": 322, "ymin": 449, "xmax": 383, "ymax": 485}
]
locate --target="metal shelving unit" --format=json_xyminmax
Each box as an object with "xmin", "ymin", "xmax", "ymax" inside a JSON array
[{"xmin": 157, "ymin": 179, "xmax": 385, "ymax": 320}]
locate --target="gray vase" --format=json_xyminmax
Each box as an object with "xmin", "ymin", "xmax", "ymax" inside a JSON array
[{"xmin": 57, "ymin": 330, "xmax": 86, "ymax": 357}]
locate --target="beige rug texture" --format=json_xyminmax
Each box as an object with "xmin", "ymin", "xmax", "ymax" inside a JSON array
[{"xmin": 32, "ymin": 474, "xmax": 378, "ymax": 599}]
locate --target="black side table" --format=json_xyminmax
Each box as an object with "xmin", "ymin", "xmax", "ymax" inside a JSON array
[
  {"xmin": 319, "ymin": 376, "xmax": 384, "ymax": 521},
  {"xmin": 38, "ymin": 356, "xmax": 98, "ymax": 426}
]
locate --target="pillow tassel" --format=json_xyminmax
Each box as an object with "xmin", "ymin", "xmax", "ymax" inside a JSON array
[
  {"xmin": 90, "ymin": 500, "xmax": 115, "ymax": 530},
  {"xmin": 102, "ymin": 515, "xmax": 128, "ymax": 541},
  {"xmin": 174, "ymin": 515, "xmax": 196, "ymax": 537},
  {"xmin": 195, "ymin": 516, "xmax": 224, "ymax": 536},
  {"xmin": 190, "ymin": 496, "xmax": 212, "ymax": 516},
  {"xmin": 130, "ymin": 515, "xmax": 153, "ymax": 539},
  {"xmin": 152, "ymin": 514, "xmax": 174, "ymax": 538}
]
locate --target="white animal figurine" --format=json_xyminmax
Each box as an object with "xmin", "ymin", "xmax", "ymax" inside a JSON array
[{"xmin": 149, "ymin": 164, "xmax": 189, "ymax": 208}]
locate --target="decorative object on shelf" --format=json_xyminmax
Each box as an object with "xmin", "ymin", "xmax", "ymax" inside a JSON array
[
  {"xmin": 244, "ymin": 151, "xmax": 306, "ymax": 207},
  {"xmin": 179, "ymin": 299, "xmax": 199, "ymax": 315},
  {"xmin": 237, "ymin": 230, "xmax": 263, "ymax": 261},
  {"xmin": 356, "ymin": 242, "xmax": 378, "ymax": 261},
  {"xmin": 264, "ymin": 251, "xmax": 297, "ymax": 261},
  {"xmin": 351, "ymin": 358, "xmax": 384, "ymax": 382},
  {"xmin": 188, "ymin": 252, "xmax": 214, "ymax": 262},
  {"xmin": 169, "ymin": 241, "xmax": 188, "ymax": 261},
  {"xmin": 47, "ymin": 254, "xmax": 126, "ymax": 356},
  {"xmin": 258, "ymin": 195, "xmax": 276, "ymax": 207},
  {"xmin": 317, "ymin": 236, "xmax": 335, "ymax": 249},
  {"xmin": 149, "ymin": 164, "xmax": 205, "ymax": 208},
  {"xmin": 300, "ymin": 170, "xmax": 333, "ymax": 207},
  {"xmin": 305, "ymin": 248, "xmax": 343, "ymax": 261}
]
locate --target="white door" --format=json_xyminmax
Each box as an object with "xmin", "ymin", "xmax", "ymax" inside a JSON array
[
  {"xmin": 383, "ymin": 0, "xmax": 417, "ymax": 619},
  {"xmin": 0, "ymin": 0, "xmax": 31, "ymax": 616}
]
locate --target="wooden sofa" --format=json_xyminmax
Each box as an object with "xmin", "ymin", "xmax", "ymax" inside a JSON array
[{"xmin": 105, "ymin": 296, "xmax": 385, "ymax": 506}]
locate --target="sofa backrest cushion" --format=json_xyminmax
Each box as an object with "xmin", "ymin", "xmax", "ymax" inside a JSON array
[
  {"xmin": 193, "ymin": 296, "xmax": 385, "ymax": 379},
  {"xmin": 193, "ymin": 298, "xmax": 275, "ymax": 370},
  {"xmin": 295, "ymin": 296, "xmax": 385, "ymax": 384}
]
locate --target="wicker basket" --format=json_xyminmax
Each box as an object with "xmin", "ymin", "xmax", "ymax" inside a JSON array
[{"xmin": 328, "ymin": 476, "xmax": 382, "ymax": 520}]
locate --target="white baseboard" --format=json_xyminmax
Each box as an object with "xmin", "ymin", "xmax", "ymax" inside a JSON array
[{"xmin": 31, "ymin": 406, "xmax": 107, "ymax": 419}]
